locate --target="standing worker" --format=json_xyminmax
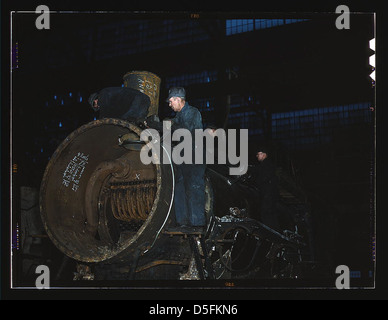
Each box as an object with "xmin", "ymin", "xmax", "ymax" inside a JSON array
[
  {"xmin": 154, "ymin": 87, "xmax": 206, "ymax": 232},
  {"xmin": 168, "ymin": 87, "xmax": 206, "ymax": 232},
  {"xmin": 250, "ymin": 146, "xmax": 281, "ymax": 232}
]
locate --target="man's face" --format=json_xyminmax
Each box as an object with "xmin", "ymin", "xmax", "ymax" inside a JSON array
[
  {"xmin": 256, "ymin": 152, "xmax": 267, "ymax": 162},
  {"xmin": 208, "ymin": 128, "xmax": 217, "ymax": 137},
  {"xmin": 168, "ymin": 97, "xmax": 183, "ymax": 112},
  {"xmin": 93, "ymin": 99, "xmax": 99, "ymax": 109}
]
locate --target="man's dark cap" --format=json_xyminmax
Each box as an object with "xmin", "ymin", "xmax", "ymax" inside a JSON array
[
  {"xmin": 206, "ymin": 123, "xmax": 218, "ymax": 130},
  {"xmin": 257, "ymin": 145, "xmax": 270, "ymax": 154},
  {"xmin": 166, "ymin": 87, "xmax": 186, "ymax": 102}
]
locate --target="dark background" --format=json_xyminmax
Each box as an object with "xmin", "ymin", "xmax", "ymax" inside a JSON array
[{"xmin": 2, "ymin": 1, "xmax": 384, "ymax": 300}]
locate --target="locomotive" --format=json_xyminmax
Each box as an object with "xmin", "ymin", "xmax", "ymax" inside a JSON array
[{"xmin": 39, "ymin": 71, "xmax": 314, "ymax": 282}]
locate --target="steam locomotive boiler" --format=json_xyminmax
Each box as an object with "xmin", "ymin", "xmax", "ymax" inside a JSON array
[{"xmin": 39, "ymin": 71, "xmax": 314, "ymax": 282}]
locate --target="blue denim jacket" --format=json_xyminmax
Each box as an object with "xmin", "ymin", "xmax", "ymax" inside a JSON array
[
  {"xmin": 173, "ymin": 102, "xmax": 203, "ymax": 132},
  {"xmin": 171, "ymin": 102, "xmax": 204, "ymax": 165}
]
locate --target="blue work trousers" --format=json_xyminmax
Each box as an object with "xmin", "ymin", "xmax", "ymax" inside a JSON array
[{"xmin": 174, "ymin": 163, "xmax": 206, "ymax": 227}]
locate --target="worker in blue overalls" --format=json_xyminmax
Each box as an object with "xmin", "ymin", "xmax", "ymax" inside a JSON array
[{"xmin": 165, "ymin": 87, "xmax": 206, "ymax": 232}]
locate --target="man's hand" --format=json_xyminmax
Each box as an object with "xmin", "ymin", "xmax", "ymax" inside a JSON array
[{"xmin": 144, "ymin": 118, "xmax": 163, "ymax": 131}]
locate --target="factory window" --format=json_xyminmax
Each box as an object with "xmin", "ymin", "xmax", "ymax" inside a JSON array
[
  {"xmin": 165, "ymin": 70, "xmax": 218, "ymax": 88},
  {"xmin": 272, "ymin": 103, "xmax": 372, "ymax": 149},
  {"xmin": 44, "ymin": 91, "xmax": 87, "ymax": 108},
  {"xmin": 191, "ymin": 98, "xmax": 215, "ymax": 113},
  {"xmin": 226, "ymin": 18, "xmax": 309, "ymax": 36},
  {"xmin": 225, "ymin": 94, "xmax": 266, "ymax": 137},
  {"xmin": 228, "ymin": 110, "xmax": 264, "ymax": 137},
  {"xmin": 229, "ymin": 95, "xmax": 246, "ymax": 109}
]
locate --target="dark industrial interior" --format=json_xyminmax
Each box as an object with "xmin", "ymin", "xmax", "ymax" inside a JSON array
[{"xmin": 9, "ymin": 12, "xmax": 375, "ymax": 289}]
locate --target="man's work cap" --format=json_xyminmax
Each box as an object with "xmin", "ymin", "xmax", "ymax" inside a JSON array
[
  {"xmin": 257, "ymin": 145, "xmax": 270, "ymax": 154},
  {"xmin": 166, "ymin": 87, "xmax": 186, "ymax": 102}
]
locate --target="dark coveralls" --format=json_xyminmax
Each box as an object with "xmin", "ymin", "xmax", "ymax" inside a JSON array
[
  {"xmin": 172, "ymin": 102, "xmax": 206, "ymax": 227},
  {"xmin": 88, "ymin": 87, "xmax": 151, "ymax": 120},
  {"xmin": 250, "ymin": 158, "xmax": 280, "ymax": 231}
]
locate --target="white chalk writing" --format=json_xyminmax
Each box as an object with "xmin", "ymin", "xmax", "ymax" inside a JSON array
[
  {"xmin": 62, "ymin": 152, "xmax": 89, "ymax": 192},
  {"xmin": 137, "ymin": 79, "xmax": 157, "ymax": 98}
]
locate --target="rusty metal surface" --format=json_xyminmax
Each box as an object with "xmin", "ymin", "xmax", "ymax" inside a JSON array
[
  {"xmin": 135, "ymin": 260, "xmax": 185, "ymax": 273},
  {"xmin": 122, "ymin": 71, "xmax": 161, "ymax": 118},
  {"xmin": 40, "ymin": 118, "xmax": 174, "ymax": 263}
]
